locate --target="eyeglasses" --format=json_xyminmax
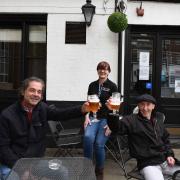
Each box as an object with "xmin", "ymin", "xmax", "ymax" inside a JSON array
[{"xmin": 97, "ymin": 68, "xmax": 109, "ymax": 71}]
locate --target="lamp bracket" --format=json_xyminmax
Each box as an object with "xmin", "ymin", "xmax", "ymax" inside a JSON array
[{"xmin": 115, "ymin": 0, "xmax": 126, "ymax": 13}]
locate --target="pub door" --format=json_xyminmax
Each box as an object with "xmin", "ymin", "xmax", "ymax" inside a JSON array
[{"xmin": 124, "ymin": 25, "xmax": 180, "ymax": 126}]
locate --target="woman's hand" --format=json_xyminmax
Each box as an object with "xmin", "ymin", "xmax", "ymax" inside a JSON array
[
  {"xmin": 81, "ymin": 102, "xmax": 90, "ymax": 114},
  {"xmin": 106, "ymin": 97, "xmax": 113, "ymax": 110},
  {"xmin": 84, "ymin": 113, "xmax": 91, "ymax": 129},
  {"xmin": 104, "ymin": 125, "xmax": 111, "ymax": 136},
  {"xmin": 167, "ymin": 156, "xmax": 175, "ymax": 166}
]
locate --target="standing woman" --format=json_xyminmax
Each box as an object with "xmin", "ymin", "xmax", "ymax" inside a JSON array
[{"xmin": 83, "ymin": 61, "xmax": 118, "ymax": 180}]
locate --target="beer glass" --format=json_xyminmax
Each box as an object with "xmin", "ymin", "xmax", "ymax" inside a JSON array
[
  {"xmin": 88, "ymin": 94, "xmax": 100, "ymax": 119},
  {"xmin": 48, "ymin": 159, "xmax": 62, "ymax": 170},
  {"xmin": 109, "ymin": 92, "xmax": 121, "ymax": 116}
]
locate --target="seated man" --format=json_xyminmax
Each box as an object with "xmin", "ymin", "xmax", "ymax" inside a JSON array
[
  {"xmin": 107, "ymin": 94, "xmax": 180, "ymax": 180},
  {"xmin": 0, "ymin": 76, "xmax": 89, "ymax": 180}
]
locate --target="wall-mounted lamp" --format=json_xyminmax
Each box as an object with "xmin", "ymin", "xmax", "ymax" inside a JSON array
[
  {"xmin": 82, "ymin": 0, "xmax": 96, "ymax": 26},
  {"xmin": 136, "ymin": 1, "xmax": 144, "ymax": 16},
  {"xmin": 115, "ymin": 0, "xmax": 126, "ymax": 13}
]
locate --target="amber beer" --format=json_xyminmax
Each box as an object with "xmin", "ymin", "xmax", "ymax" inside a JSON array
[
  {"xmin": 109, "ymin": 101, "xmax": 120, "ymax": 111},
  {"xmin": 88, "ymin": 94, "xmax": 100, "ymax": 115},
  {"xmin": 89, "ymin": 100, "xmax": 99, "ymax": 113}
]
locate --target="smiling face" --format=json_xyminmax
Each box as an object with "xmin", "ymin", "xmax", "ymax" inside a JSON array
[
  {"xmin": 138, "ymin": 101, "xmax": 155, "ymax": 119},
  {"xmin": 97, "ymin": 61, "xmax": 111, "ymax": 82},
  {"xmin": 22, "ymin": 81, "xmax": 43, "ymax": 107},
  {"xmin": 97, "ymin": 68, "xmax": 110, "ymax": 81}
]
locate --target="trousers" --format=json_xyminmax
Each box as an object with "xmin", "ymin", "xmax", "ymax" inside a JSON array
[
  {"xmin": 83, "ymin": 118, "xmax": 109, "ymax": 168},
  {"xmin": 140, "ymin": 161, "xmax": 180, "ymax": 180},
  {"xmin": 0, "ymin": 164, "xmax": 11, "ymax": 180}
]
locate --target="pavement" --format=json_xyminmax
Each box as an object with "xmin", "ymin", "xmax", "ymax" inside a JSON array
[{"xmin": 45, "ymin": 148, "xmax": 180, "ymax": 180}]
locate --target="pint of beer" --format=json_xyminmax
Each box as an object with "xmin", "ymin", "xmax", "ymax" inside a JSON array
[
  {"xmin": 88, "ymin": 94, "xmax": 100, "ymax": 113},
  {"xmin": 110, "ymin": 92, "xmax": 121, "ymax": 115},
  {"xmin": 109, "ymin": 101, "xmax": 120, "ymax": 111}
]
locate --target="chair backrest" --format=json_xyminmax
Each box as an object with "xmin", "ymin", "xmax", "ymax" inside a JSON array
[
  {"xmin": 155, "ymin": 111, "xmax": 165, "ymax": 123},
  {"xmin": 48, "ymin": 120, "xmax": 82, "ymax": 156},
  {"xmin": 48, "ymin": 120, "xmax": 81, "ymax": 140},
  {"xmin": 48, "ymin": 120, "xmax": 60, "ymax": 140}
]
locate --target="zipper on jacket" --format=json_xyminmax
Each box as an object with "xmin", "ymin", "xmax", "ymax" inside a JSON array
[{"xmin": 153, "ymin": 118, "xmax": 158, "ymax": 140}]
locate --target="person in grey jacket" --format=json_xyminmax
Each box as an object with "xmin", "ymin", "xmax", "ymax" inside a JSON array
[
  {"xmin": 0, "ymin": 76, "xmax": 89, "ymax": 180},
  {"xmin": 107, "ymin": 94, "xmax": 180, "ymax": 180}
]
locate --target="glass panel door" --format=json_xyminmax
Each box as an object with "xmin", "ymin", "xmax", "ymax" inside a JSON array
[
  {"xmin": 124, "ymin": 25, "xmax": 180, "ymax": 126},
  {"xmin": 129, "ymin": 37, "xmax": 154, "ymax": 97},
  {"xmin": 161, "ymin": 39, "xmax": 180, "ymax": 98}
]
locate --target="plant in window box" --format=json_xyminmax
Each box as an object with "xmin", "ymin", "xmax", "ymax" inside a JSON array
[{"xmin": 107, "ymin": 12, "xmax": 128, "ymax": 33}]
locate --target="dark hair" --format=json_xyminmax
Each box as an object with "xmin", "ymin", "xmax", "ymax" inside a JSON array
[
  {"xmin": 97, "ymin": 61, "xmax": 111, "ymax": 72},
  {"xmin": 19, "ymin": 76, "xmax": 45, "ymax": 100}
]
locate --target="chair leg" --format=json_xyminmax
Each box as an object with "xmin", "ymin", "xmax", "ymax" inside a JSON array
[{"xmin": 116, "ymin": 137, "xmax": 129, "ymax": 178}]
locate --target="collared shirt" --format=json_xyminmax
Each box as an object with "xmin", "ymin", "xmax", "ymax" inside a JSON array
[{"xmin": 21, "ymin": 101, "xmax": 33, "ymax": 123}]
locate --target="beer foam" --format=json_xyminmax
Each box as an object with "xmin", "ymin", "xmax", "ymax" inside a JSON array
[
  {"xmin": 89, "ymin": 99, "xmax": 100, "ymax": 103},
  {"xmin": 110, "ymin": 100, "xmax": 121, "ymax": 105},
  {"xmin": 111, "ymin": 102, "xmax": 120, "ymax": 105}
]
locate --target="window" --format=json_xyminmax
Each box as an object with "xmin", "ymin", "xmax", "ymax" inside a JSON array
[
  {"xmin": 27, "ymin": 25, "xmax": 46, "ymax": 79},
  {"xmin": 161, "ymin": 39, "xmax": 180, "ymax": 98},
  {"xmin": 0, "ymin": 29, "xmax": 22, "ymax": 89},
  {"xmin": 0, "ymin": 14, "xmax": 47, "ymax": 106},
  {"xmin": 65, "ymin": 22, "xmax": 86, "ymax": 44}
]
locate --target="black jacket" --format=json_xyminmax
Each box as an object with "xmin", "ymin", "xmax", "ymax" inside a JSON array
[
  {"xmin": 0, "ymin": 101, "xmax": 83, "ymax": 168},
  {"xmin": 88, "ymin": 79, "xmax": 118, "ymax": 119},
  {"xmin": 108, "ymin": 112, "xmax": 174, "ymax": 170}
]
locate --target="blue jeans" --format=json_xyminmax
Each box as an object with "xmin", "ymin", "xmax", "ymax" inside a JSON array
[
  {"xmin": 83, "ymin": 118, "xmax": 109, "ymax": 169},
  {"xmin": 0, "ymin": 164, "xmax": 11, "ymax": 180}
]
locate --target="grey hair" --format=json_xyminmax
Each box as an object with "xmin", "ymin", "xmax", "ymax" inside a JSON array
[{"xmin": 19, "ymin": 76, "xmax": 45, "ymax": 100}]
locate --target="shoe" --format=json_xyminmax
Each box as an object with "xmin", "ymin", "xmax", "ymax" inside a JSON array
[{"xmin": 95, "ymin": 167, "xmax": 104, "ymax": 180}]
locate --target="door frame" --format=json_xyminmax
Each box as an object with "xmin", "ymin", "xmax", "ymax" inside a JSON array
[
  {"xmin": 0, "ymin": 14, "xmax": 47, "ymax": 112},
  {"xmin": 123, "ymin": 25, "xmax": 180, "ymax": 126}
]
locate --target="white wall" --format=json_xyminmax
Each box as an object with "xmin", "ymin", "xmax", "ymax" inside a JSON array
[
  {"xmin": 46, "ymin": 13, "xmax": 118, "ymax": 101},
  {"xmin": 1, "ymin": 0, "xmax": 180, "ymax": 101},
  {"xmin": 126, "ymin": 1, "xmax": 180, "ymax": 25},
  {"xmin": 0, "ymin": 0, "xmax": 118, "ymax": 101}
]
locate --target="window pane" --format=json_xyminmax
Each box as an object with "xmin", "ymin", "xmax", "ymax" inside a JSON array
[
  {"xmin": 65, "ymin": 22, "xmax": 86, "ymax": 44},
  {"xmin": 130, "ymin": 38, "xmax": 153, "ymax": 96},
  {"xmin": 0, "ymin": 29, "xmax": 22, "ymax": 90},
  {"xmin": 27, "ymin": 25, "xmax": 46, "ymax": 79},
  {"xmin": 161, "ymin": 39, "xmax": 180, "ymax": 98},
  {"xmin": 29, "ymin": 25, "xmax": 46, "ymax": 43}
]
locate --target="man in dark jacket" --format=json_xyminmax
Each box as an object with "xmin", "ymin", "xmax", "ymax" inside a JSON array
[
  {"xmin": 0, "ymin": 76, "xmax": 89, "ymax": 179},
  {"xmin": 107, "ymin": 94, "xmax": 180, "ymax": 180}
]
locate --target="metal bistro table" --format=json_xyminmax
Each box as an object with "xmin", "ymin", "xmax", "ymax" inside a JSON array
[{"xmin": 7, "ymin": 157, "xmax": 96, "ymax": 180}]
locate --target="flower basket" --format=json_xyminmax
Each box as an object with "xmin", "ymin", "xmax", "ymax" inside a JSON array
[{"xmin": 107, "ymin": 12, "xmax": 128, "ymax": 33}]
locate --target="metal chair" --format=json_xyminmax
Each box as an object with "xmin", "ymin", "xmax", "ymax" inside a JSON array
[
  {"xmin": 173, "ymin": 170, "xmax": 180, "ymax": 180},
  {"xmin": 169, "ymin": 135, "xmax": 180, "ymax": 148},
  {"xmin": 105, "ymin": 133, "xmax": 126, "ymax": 172},
  {"xmin": 48, "ymin": 120, "xmax": 82, "ymax": 157}
]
